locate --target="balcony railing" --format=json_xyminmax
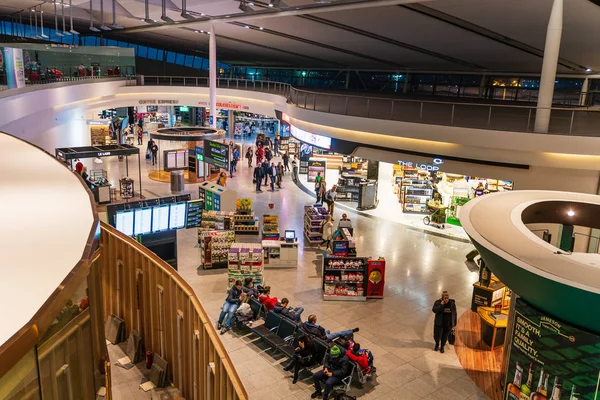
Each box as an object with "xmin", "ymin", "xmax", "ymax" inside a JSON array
[{"xmin": 131, "ymin": 75, "xmax": 600, "ymax": 137}]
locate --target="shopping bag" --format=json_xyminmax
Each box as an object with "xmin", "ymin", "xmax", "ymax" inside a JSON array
[{"xmin": 448, "ymin": 331, "xmax": 456, "ymax": 345}]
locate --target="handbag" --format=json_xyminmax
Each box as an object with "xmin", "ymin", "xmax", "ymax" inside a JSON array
[{"xmin": 448, "ymin": 331, "xmax": 456, "ymax": 345}]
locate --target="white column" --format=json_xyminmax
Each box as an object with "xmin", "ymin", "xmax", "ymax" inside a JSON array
[
  {"xmin": 534, "ymin": 0, "xmax": 563, "ymax": 133},
  {"xmin": 580, "ymin": 77, "xmax": 589, "ymax": 106},
  {"xmin": 209, "ymin": 23, "xmax": 217, "ymax": 129}
]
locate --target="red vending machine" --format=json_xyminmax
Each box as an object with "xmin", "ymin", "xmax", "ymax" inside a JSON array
[{"xmin": 367, "ymin": 258, "xmax": 386, "ymax": 298}]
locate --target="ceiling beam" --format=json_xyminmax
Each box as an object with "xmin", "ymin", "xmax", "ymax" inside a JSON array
[
  {"xmin": 106, "ymin": 0, "xmax": 430, "ymax": 34},
  {"xmin": 300, "ymin": 14, "xmax": 485, "ymax": 70}
]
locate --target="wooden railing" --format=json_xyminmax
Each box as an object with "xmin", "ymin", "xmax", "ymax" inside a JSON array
[{"xmin": 100, "ymin": 222, "xmax": 248, "ymax": 400}]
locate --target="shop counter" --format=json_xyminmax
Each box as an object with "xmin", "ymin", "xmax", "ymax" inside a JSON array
[
  {"xmin": 477, "ymin": 306, "xmax": 509, "ymax": 350},
  {"xmin": 91, "ymin": 184, "xmax": 112, "ymax": 204},
  {"xmin": 471, "ymin": 279, "xmax": 506, "ymax": 312},
  {"xmin": 262, "ymin": 238, "xmax": 298, "ymax": 267}
]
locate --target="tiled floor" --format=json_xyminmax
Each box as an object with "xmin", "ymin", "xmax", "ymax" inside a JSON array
[{"xmin": 101, "ymin": 135, "xmax": 488, "ymax": 399}]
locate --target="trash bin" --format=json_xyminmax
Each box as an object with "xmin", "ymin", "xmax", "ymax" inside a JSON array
[{"xmin": 170, "ymin": 170, "xmax": 185, "ymax": 193}]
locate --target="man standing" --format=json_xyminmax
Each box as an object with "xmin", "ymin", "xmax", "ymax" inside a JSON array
[
  {"xmin": 262, "ymin": 160, "xmax": 270, "ymax": 186},
  {"xmin": 274, "ymin": 136, "xmax": 280, "ymax": 156},
  {"xmin": 253, "ymin": 165, "xmax": 264, "ymax": 192},
  {"xmin": 282, "ymin": 152, "xmax": 290, "ymax": 172},
  {"xmin": 324, "ymin": 185, "xmax": 337, "ymax": 215},
  {"xmin": 268, "ymin": 162, "xmax": 278, "ymax": 191},
  {"xmin": 151, "ymin": 142, "xmax": 159, "ymax": 166},
  {"xmin": 432, "ymin": 290, "xmax": 457, "ymax": 354},
  {"xmin": 311, "ymin": 346, "xmax": 350, "ymax": 400}
]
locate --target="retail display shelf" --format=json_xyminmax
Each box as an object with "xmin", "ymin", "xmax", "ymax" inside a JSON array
[{"xmin": 322, "ymin": 295, "xmax": 366, "ymax": 302}]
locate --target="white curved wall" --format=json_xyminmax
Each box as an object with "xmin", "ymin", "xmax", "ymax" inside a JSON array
[{"xmin": 1, "ymin": 81, "xmax": 599, "ymax": 193}]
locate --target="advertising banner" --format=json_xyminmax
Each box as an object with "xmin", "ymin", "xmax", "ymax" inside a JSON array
[
  {"xmin": 504, "ymin": 298, "xmax": 600, "ymax": 400},
  {"xmin": 4, "ymin": 47, "xmax": 26, "ymax": 89},
  {"xmin": 367, "ymin": 259, "xmax": 385, "ymax": 298},
  {"xmin": 203, "ymin": 139, "xmax": 229, "ymax": 170}
]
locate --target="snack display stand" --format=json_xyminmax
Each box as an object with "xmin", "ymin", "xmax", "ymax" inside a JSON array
[
  {"xmin": 228, "ymin": 243, "xmax": 264, "ymax": 290},
  {"xmin": 262, "ymin": 215, "xmax": 280, "ymax": 240},
  {"xmin": 322, "ymin": 256, "xmax": 368, "ymax": 302},
  {"xmin": 304, "ymin": 205, "xmax": 329, "ymax": 245},
  {"xmin": 198, "ymin": 210, "xmax": 233, "ymax": 244},
  {"xmin": 331, "ymin": 228, "xmax": 357, "ymax": 257},
  {"xmin": 199, "ymin": 230, "xmax": 235, "ymax": 270},
  {"xmin": 234, "ymin": 198, "xmax": 259, "ymax": 235}
]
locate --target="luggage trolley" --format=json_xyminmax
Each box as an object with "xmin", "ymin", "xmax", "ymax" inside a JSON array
[{"xmin": 423, "ymin": 201, "xmax": 448, "ymax": 229}]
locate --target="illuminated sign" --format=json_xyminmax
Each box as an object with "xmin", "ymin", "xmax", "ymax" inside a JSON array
[
  {"xmin": 197, "ymin": 101, "xmax": 250, "ymax": 110},
  {"xmin": 87, "ymin": 120, "xmax": 111, "ymax": 126},
  {"xmin": 97, "ymin": 151, "xmax": 111, "ymax": 157},
  {"xmin": 281, "ymin": 112, "xmax": 331, "ymax": 149},
  {"xmin": 139, "ymin": 100, "xmax": 180, "ymax": 105},
  {"xmin": 398, "ymin": 158, "xmax": 444, "ymax": 172}
]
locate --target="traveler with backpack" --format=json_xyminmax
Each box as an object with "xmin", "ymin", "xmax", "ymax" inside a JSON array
[{"xmin": 311, "ymin": 345, "xmax": 350, "ymax": 400}]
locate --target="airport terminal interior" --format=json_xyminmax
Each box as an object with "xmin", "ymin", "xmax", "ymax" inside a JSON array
[{"xmin": 1, "ymin": 1, "xmax": 600, "ymax": 400}]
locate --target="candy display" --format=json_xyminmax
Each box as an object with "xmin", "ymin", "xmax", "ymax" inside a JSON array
[
  {"xmin": 304, "ymin": 205, "xmax": 329, "ymax": 245},
  {"xmin": 322, "ymin": 256, "xmax": 369, "ymax": 301},
  {"xmin": 200, "ymin": 230, "xmax": 235, "ymax": 270},
  {"xmin": 234, "ymin": 198, "xmax": 259, "ymax": 234},
  {"xmin": 228, "ymin": 243, "xmax": 264, "ymax": 291}
]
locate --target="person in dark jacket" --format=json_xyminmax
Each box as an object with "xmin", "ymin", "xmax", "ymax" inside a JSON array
[
  {"xmin": 242, "ymin": 277, "xmax": 259, "ymax": 299},
  {"xmin": 274, "ymin": 298, "xmax": 304, "ymax": 322},
  {"xmin": 262, "ymin": 160, "xmax": 270, "ymax": 186},
  {"xmin": 253, "ymin": 165, "xmax": 264, "ymax": 192},
  {"xmin": 217, "ymin": 280, "xmax": 243, "ymax": 334},
  {"xmin": 432, "ymin": 290, "xmax": 457, "ymax": 353},
  {"xmin": 268, "ymin": 162, "xmax": 278, "ymax": 191},
  {"xmin": 284, "ymin": 335, "xmax": 316, "ymax": 383},
  {"xmin": 282, "ymin": 152, "xmax": 290, "ymax": 172},
  {"xmin": 311, "ymin": 346, "xmax": 350, "ymax": 400},
  {"xmin": 302, "ymin": 314, "xmax": 358, "ymax": 342}
]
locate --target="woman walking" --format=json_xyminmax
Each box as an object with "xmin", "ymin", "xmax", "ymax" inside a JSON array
[
  {"xmin": 246, "ymin": 147, "xmax": 253, "ymax": 168},
  {"xmin": 320, "ymin": 215, "xmax": 334, "ymax": 250}
]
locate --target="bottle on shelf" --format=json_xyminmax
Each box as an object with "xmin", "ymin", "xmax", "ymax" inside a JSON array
[
  {"xmin": 479, "ymin": 259, "xmax": 491, "ymax": 287},
  {"xmin": 519, "ymin": 362, "xmax": 535, "ymax": 400},
  {"xmin": 568, "ymin": 384, "xmax": 579, "ymax": 400},
  {"xmin": 549, "ymin": 377, "xmax": 561, "ymax": 400},
  {"xmin": 530, "ymin": 368, "xmax": 547, "ymax": 400},
  {"xmin": 506, "ymin": 362, "xmax": 523, "ymax": 400}
]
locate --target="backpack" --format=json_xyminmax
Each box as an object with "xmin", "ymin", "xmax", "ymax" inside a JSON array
[
  {"xmin": 364, "ymin": 349, "xmax": 376, "ymax": 373},
  {"xmin": 335, "ymin": 394, "xmax": 356, "ymax": 400}
]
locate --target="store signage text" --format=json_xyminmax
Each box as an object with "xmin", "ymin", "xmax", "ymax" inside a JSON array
[
  {"xmin": 139, "ymin": 100, "xmax": 180, "ymax": 105},
  {"xmin": 197, "ymin": 101, "xmax": 250, "ymax": 110},
  {"xmin": 398, "ymin": 158, "xmax": 444, "ymax": 172},
  {"xmin": 87, "ymin": 120, "xmax": 110, "ymax": 126},
  {"xmin": 97, "ymin": 151, "xmax": 111, "ymax": 157}
]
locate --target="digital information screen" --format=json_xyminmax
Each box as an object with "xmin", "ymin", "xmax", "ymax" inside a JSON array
[
  {"xmin": 134, "ymin": 208, "xmax": 152, "ymax": 236},
  {"xmin": 115, "ymin": 210, "xmax": 134, "ymax": 237},
  {"xmin": 186, "ymin": 200, "xmax": 203, "ymax": 228},
  {"xmin": 152, "ymin": 205, "xmax": 170, "ymax": 232},
  {"xmin": 203, "ymin": 139, "xmax": 229, "ymax": 169},
  {"xmin": 169, "ymin": 202, "xmax": 187, "ymax": 230}
]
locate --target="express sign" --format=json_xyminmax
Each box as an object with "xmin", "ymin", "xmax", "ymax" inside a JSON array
[{"xmin": 398, "ymin": 158, "xmax": 444, "ymax": 172}]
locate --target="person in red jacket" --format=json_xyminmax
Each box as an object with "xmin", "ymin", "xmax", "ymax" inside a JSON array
[
  {"xmin": 346, "ymin": 342, "xmax": 370, "ymax": 374},
  {"xmin": 258, "ymin": 286, "xmax": 278, "ymax": 312}
]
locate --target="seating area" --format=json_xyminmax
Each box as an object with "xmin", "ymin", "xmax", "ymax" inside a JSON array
[{"xmin": 231, "ymin": 297, "xmax": 375, "ymax": 396}]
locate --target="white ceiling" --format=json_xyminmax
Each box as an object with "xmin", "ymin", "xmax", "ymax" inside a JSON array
[{"xmin": 1, "ymin": 0, "xmax": 598, "ymax": 72}]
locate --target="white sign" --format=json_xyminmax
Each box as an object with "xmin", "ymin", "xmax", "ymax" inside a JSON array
[
  {"xmin": 87, "ymin": 120, "xmax": 111, "ymax": 126},
  {"xmin": 4, "ymin": 48, "xmax": 25, "ymax": 89},
  {"xmin": 290, "ymin": 125, "xmax": 331, "ymax": 150},
  {"xmin": 139, "ymin": 99, "xmax": 180, "ymax": 105},
  {"xmin": 398, "ymin": 158, "xmax": 444, "ymax": 172}
]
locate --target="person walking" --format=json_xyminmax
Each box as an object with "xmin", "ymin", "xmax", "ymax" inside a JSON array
[
  {"xmin": 282, "ymin": 152, "xmax": 290, "ymax": 172},
  {"xmin": 283, "ymin": 335, "xmax": 316, "ymax": 384},
  {"xmin": 268, "ymin": 162, "xmax": 278, "ymax": 191},
  {"xmin": 274, "ymin": 136, "xmax": 280, "ymax": 156},
  {"xmin": 265, "ymin": 147, "xmax": 272, "ymax": 163},
  {"xmin": 432, "ymin": 290, "xmax": 457, "ymax": 353},
  {"xmin": 277, "ymin": 162, "xmax": 284, "ymax": 188},
  {"xmin": 318, "ymin": 180, "xmax": 327, "ymax": 206},
  {"xmin": 256, "ymin": 144, "xmax": 264, "ymax": 166},
  {"xmin": 262, "ymin": 160, "xmax": 270, "ymax": 186},
  {"xmin": 324, "ymin": 185, "xmax": 337, "ymax": 215},
  {"xmin": 137, "ymin": 126, "xmax": 143, "ymax": 145},
  {"xmin": 246, "ymin": 147, "xmax": 253, "ymax": 168},
  {"xmin": 233, "ymin": 147, "xmax": 240, "ymax": 173},
  {"xmin": 320, "ymin": 215, "xmax": 334, "ymax": 250},
  {"xmin": 253, "ymin": 165, "xmax": 264, "ymax": 192},
  {"xmin": 150, "ymin": 141, "xmax": 159, "ymax": 166},
  {"xmin": 314, "ymin": 173, "xmax": 323, "ymax": 203}
]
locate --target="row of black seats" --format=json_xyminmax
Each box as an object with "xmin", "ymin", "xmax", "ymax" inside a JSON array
[{"xmin": 246, "ymin": 298, "xmax": 329, "ymax": 368}]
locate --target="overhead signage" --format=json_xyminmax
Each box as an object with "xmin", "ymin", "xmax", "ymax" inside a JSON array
[
  {"xmin": 139, "ymin": 100, "xmax": 180, "ymax": 105},
  {"xmin": 398, "ymin": 158, "xmax": 444, "ymax": 172},
  {"xmin": 3, "ymin": 48, "xmax": 25, "ymax": 89},
  {"xmin": 281, "ymin": 112, "xmax": 331, "ymax": 150},
  {"xmin": 97, "ymin": 151, "xmax": 111, "ymax": 157},
  {"xmin": 203, "ymin": 139, "xmax": 229, "ymax": 170},
  {"xmin": 197, "ymin": 101, "xmax": 250, "ymax": 110},
  {"xmin": 87, "ymin": 120, "xmax": 111, "ymax": 126}
]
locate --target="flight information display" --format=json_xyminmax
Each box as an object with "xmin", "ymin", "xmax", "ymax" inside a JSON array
[
  {"xmin": 169, "ymin": 202, "xmax": 187, "ymax": 230},
  {"xmin": 186, "ymin": 200, "xmax": 203, "ymax": 228},
  {"xmin": 152, "ymin": 205, "xmax": 170, "ymax": 232},
  {"xmin": 134, "ymin": 208, "xmax": 152, "ymax": 236},
  {"xmin": 115, "ymin": 210, "xmax": 134, "ymax": 237}
]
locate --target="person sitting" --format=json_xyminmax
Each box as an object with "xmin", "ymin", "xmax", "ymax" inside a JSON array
[
  {"xmin": 242, "ymin": 277, "xmax": 259, "ymax": 299},
  {"xmin": 337, "ymin": 213, "xmax": 353, "ymax": 229},
  {"xmin": 217, "ymin": 280, "xmax": 243, "ymax": 334},
  {"xmin": 258, "ymin": 286, "xmax": 279, "ymax": 312},
  {"xmin": 302, "ymin": 314, "xmax": 358, "ymax": 342},
  {"xmin": 345, "ymin": 342, "xmax": 370, "ymax": 375},
  {"xmin": 284, "ymin": 335, "xmax": 316, "ymax": 384},
  {"xmin": 311, "ymin": 345, "xmax": 350, "ymax": 400},
  {"xmin": 274, "ymin": 298, "xmax": 305, "ymax": 322}
]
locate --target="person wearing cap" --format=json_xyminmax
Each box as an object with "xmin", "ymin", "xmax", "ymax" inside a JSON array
[{"xmin": 311, "ymin": 345, "xmax": 350, "ymax": 400}]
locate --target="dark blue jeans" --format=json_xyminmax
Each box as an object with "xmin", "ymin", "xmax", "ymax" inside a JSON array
[
  {"xmin": 218, "ymin": 302, "xmax": 239, "ymax": 328},
  {"xmin": 313, "ymin": 370, "xmax": 342, "ymax": 399}
]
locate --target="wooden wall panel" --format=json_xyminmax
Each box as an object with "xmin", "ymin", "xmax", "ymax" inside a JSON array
[{"xmin": 99, "ymin": 222, "xmax": 247, "ymax": 400}]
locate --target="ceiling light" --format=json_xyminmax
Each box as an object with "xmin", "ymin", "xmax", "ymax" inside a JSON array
[
  {"xmin": 94, "ymin": 157, "xmax": 103, "ymax": 164},
  {"xmin": 181, "ymin": 0, "xmax": 194, "ymax": 19},
  {"xmin": 68, "ymin": 0, "xmax": 78, "ymax": 34},
  {"xmin": 111, "ymin": 0, "xmax": 124, "ymax": 28},
  {"xmin": 194, "ymin": 30, "xmax": 198, "ymax": 32},
  {"xmin": 248, "ymin": 1, "xmax": 254, "ymax": 5},
  {"xmin": 239, "ymin": 1, "xmax": 252, "ymax": 12},
  {"xmin": 200, "ymin": 13, "xmax": 205, "ymax": 16},
  {"xmin": 269, "ymin": 0, "xmax": 286, "ymax": 7},
  {"xmin": 244, "ymin": 25, "xmax": 249, "ymax": 28},
  {"xmin": 586, "ymin": 68, "xmax": 592, "ymax": 72},
  {"xmin": 567, "ymin": 210, "xmax": 575, "ymax": 217},
  {"xmin": 259, "ymin": 26, "xmax": 263, "ymax": 30},
  {"xmin": 160, "ymin": 0, "xmax": 174, "ymax": 23}
]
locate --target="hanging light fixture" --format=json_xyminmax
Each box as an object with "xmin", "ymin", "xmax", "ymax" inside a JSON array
[
  {"xmin": 89, "ymin": 0, "xmax": 101, "ymax": 31},
  {"xmin": 54, "ymin": 1, "xmax": 64, "ymax": 36},
  {"xmin": 61, "ymin": 0, "xmax": 71, "ymax": 35},
  {"xmin": 40, "ymin": 6, "xmax": 49, "ymax": 38},
  {"xmin": 143, "ymin": 0, "xmax": 155, "ymax": 23},
  {"xmin": 160, "ymin": 0, "xmax": 173, "ymax": 23},
  {"xmin": 94, "ymin": 157, "xmax": 103, "ymax": 164},
  {"xmin": 111, "ymin": 0, "xmax": 123, "ymax": 29},
  {"xmin": 99, "ymin": 0, "xmax": 111, "ymax": 30},
  {"xmin": 69, "ymin": 0, "xmax": 79, "ymax": 34},
  {"xmin": 29, "ymin": 9, "xmax": 33, "ymax": 39},
  {"xmin": 269, "ymin": 0, "xmax": 286, "ymax": 7},
  {"xmin": 239, "ymin": 1, "xmax": 253, "ymax": 12},
  {"xmin": 180, "ymin": 0, "xmax": 194, "ymax": 19}
]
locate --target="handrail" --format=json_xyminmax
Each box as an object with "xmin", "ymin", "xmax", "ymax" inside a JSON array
[{"xmin": 100, "ymin": 222, "xmax": 248, "ymax": 400}]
